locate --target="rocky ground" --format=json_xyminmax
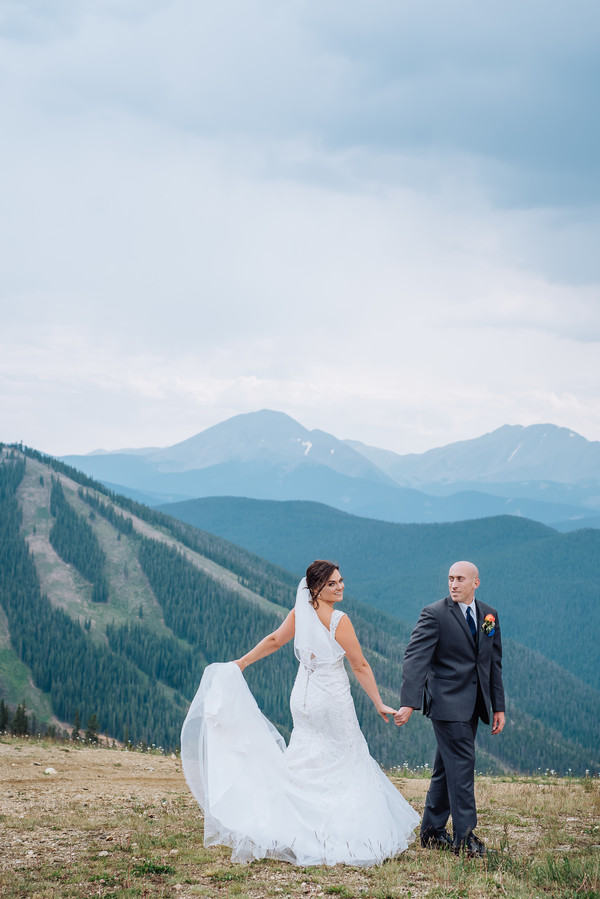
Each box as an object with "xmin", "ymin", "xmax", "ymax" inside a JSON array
[{"xmin": 1, "ymin": 738, "xmax": 598, "ymax": 898}]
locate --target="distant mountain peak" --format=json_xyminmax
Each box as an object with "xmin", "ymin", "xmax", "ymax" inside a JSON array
[
  {"xmin": 139, "ymin": 410, "xmax": 395, "ymax": 483},
  {"xmin": 349, "ymin": 422, "xmax": 600, "ymax": 487},
  {"xmin": 60, "ymin": 413, "xmax": 600, "ymax": 528}
]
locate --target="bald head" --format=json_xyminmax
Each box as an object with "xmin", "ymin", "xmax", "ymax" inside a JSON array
[
  {"xmin": 448, "ymin": 561, "xmax": 480, "ymax": 605},
  {"xmin": 450, "ymin": 561, "xmax": 479, "ymax": 580}
]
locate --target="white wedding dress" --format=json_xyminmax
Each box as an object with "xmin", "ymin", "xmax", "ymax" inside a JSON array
[{"xmin": 181, "ymin": 600, "xmax": 419, "ymax": 867}]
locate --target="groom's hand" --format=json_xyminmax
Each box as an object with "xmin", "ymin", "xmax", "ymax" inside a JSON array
[
  {"xmin": 491, "ymin": 711, "xmax": 505, "ymax": 734},
  {"xmin": 393, "ymin": 707, "xmax": 413, "ymax": 727}
]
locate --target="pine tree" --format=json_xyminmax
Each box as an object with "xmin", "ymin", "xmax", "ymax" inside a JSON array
[
  {"xmin": 92, "ymin": 577, "xmax": 109, "ymax": 603},
  {"xmin": 71, "ymin": 709, "xmax": 81, "ymax": 742},
  {"xmin": 12, "ymin": 703, "xmax": 29, "ymax": 736},
  {"xmin": 85, "ymin": 713, "xmax": 99, "ymax": 744},
  {"xmin": 0, "ymin": 700, "xmax": 11, "ymax": 732}
]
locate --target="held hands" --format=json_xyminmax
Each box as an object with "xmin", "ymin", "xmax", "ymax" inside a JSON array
[
  {"xmin": 491, "ymin": 711, "xmax": 505, "ymax": 734},
  {"xmin": 376, "ymin": 703, "xmax": 398, "ymax": 723},
  {"xmin": 393, "ymin": 707, "xmax": 413, "ymax": 727}
]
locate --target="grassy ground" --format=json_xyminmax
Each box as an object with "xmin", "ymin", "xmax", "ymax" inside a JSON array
[
  {"xmin": 0, "ymin": 608, "xmax": 56, "ymax": 724},
  {"xmin": 1, "ymin": 738, "xmax": 598, "ymax": 898}
]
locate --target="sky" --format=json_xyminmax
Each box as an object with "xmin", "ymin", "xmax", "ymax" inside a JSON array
[{"xmin": 1, "ymin": 0, "xmax": 599, "ymax": 456}]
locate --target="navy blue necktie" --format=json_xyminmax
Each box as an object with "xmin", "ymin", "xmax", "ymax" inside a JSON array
[{"xmin": 466, "ymin": 606, "xmax": 477, "ymax": 639}]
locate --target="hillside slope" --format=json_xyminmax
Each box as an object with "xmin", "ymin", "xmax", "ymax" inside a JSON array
[
  {"xmin": 1, "ymin": 447, "xmax": 430, "ymax": 767},
  {"xmin": 0, "ymin": 447, "xmax": 598, "ymax": 774},
  {"xmin": 159, "ymin": 496, "xmax": 600, "ymax": 692}
]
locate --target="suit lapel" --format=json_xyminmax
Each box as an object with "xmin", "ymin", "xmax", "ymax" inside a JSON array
[
  {"xmin": 446, "ymin": 596, "xmax": 477, "ymax": 651},
  {"xmin": 476, "ymin": 600, "xmax": 496, "ymax": 655}
]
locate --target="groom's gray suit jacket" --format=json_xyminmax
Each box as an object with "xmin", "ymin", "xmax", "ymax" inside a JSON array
[{"xmin": 400, "ymin": 596, "xmax": 505, "ymax": 723}]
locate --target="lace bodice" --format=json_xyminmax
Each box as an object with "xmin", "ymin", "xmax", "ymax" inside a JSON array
[{"xmin": 329, "ymin": 608, "xmax": 345, "ymax": 641}]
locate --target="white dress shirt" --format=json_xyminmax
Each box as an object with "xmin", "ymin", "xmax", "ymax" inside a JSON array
[{"xmin": 458, "ymin": 598, "xmax": 477, "ymax": 630}]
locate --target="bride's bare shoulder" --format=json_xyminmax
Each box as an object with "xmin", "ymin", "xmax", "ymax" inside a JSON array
[{"xmin": 314, "ymin": 605, "xmax": 334, "ymax": 629}]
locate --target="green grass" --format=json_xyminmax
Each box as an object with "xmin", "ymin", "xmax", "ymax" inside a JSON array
[
  {"xmin": 0, "ymin": 642, "xmax": 55, "ymax": 723},
  {"xmin": 1, "ymin": 738, "xmax": 598, "ymax": 899}
]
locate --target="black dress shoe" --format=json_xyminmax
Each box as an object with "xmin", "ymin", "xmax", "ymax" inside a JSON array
[
  {"xmin": 462, "ymin": 832, "xmax": 486, "ymax": 857},
  {"xmin": 421, "ymin": 830, "xmax": 454, "ymax": 851}
]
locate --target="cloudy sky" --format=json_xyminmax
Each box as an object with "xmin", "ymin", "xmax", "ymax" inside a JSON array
[{"xmin": 1, "ymin": 0, "xmax": 599, "ymax": 456}]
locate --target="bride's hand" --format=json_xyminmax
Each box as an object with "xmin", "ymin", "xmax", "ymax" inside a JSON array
[
  {"xmin": 233, "ymin": 659, "xmax": 245, "ymax": 670},
  {"xmin": 377, "ymin": 704, "xmax": 396, "ymax": 723}
]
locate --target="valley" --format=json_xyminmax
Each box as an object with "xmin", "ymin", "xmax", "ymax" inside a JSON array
[{"xmin": 0, "ymin": 444, "xmax": 599, "ymax": 776}]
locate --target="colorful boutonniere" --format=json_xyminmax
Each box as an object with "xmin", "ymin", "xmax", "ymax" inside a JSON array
[{"xmin": 482, "ymin": 614, "xmax": 496, "ymax": 636}]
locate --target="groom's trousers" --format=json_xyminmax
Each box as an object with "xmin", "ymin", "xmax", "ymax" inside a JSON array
[{"xmin": 420, "ymin": 712, "xmax": 479, "ymax": 847}]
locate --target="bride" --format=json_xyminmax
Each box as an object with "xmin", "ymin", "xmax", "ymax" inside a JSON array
[{"xmin": 181, "ymin": 560, "xmax": 420, "ymax": 866}]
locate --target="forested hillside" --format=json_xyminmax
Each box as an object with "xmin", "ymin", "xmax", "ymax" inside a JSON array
[
  {"xmin": 159, "ymin": 496, "xmax": 600, "ymax": 691},
  {"xmin": 0, "ymin": 446, "xmax": 598, "ymax": 775}
]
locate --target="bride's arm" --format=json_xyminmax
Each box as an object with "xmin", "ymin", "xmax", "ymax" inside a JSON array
[
  {"xmin": 234, "ymin": 609, "xmax": 295, "ymax": 671},
  {"xmin": 334, "ymin": 616, "xmax": 394, "ymax": 722}
]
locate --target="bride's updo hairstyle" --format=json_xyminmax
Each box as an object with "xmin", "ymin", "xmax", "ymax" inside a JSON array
[{"xmin": 306, "ymin": 559, "xmax": 339, "ymax": 610}]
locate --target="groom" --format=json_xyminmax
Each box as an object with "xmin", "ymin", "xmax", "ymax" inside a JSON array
[{"xmin": 394, "ymin": 561, "xmax": 505, "ymax": 857}]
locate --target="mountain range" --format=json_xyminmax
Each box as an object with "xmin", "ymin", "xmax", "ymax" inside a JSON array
[
  {"xmin": 1, "ymin": 444, "xmax": 599, "ymax": 775},
  {"xmin": 61, "ymin": 410, "xmax": 600, "ymax": 530},
  {"xmin": 158, "ymin": 495, "xmax": 600, "ymax": 693}
]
